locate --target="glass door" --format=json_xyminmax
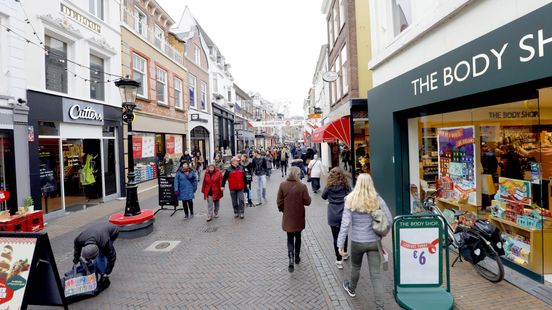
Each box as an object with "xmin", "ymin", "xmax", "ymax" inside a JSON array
[
  {"xmin": 103, "ymin": 139, "xmax": 117, "ymax": 196},
  {"xmin": 39, "ymin": 138, "xmax": 62, "ymax": 214}
]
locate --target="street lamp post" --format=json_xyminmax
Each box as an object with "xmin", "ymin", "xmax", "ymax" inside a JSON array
[{"xmin": 115, "ymin": 78, "xmax": 142, "ymax": 217}]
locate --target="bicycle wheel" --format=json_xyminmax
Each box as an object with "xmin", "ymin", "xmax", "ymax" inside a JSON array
[{"xmin": 473, "ymin": 237, "xmax": 504, "ymax": 282}]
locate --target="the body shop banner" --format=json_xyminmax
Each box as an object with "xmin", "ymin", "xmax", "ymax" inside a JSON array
[
  {"xmin": 141, "ymin": 134, "xmax": 155, "ymax": 158},
  {"xmin": 132, "ymin": 135, "xmax": 143, "ymax": 159},
  {"xmin": 437, "ymin": 126, "xmax": 477, "ymax": 204}
]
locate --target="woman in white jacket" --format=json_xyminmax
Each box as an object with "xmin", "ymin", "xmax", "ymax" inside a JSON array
[{"xmin": 307, "ymin": 154, "xmax": 323, "ymax": 193}]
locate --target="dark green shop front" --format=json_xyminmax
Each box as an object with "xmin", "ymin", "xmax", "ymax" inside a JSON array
[{"xmin": 368, "ymin": 4, "xmax": 552, "ymax": 282}]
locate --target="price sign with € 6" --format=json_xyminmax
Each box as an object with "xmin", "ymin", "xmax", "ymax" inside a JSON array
[{"xmin": 395, "ymin": 217, "xmax": 444, "ymax": 286}]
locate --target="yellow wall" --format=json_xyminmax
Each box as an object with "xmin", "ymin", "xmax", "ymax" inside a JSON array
[{"xmin": 355, "ymin": 0, "xmax": 373, "ymax": 97}]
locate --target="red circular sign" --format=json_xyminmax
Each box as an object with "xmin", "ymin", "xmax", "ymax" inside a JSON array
[{"xmin": 0, "ymin": 191, "xmax": 10, "ymax": 204}]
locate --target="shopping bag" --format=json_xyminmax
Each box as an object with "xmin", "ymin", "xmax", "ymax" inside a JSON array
[{"xmin": 62, "ymin": 259, "xmax": 98, "ymax": 302}]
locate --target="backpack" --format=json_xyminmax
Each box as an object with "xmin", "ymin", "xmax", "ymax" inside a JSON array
[{"xmin": 371, "ymin": 200, "xmax": 390, "ymax": 237}]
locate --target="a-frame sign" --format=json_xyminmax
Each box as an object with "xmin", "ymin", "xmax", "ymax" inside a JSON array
[{"xmin": 0, "ymin": 232, "xmax": 67, "ymax": 309}]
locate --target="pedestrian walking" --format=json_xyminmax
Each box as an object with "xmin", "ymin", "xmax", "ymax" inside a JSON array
[
  {"xmin": 277, "ymin": 167, "xmax": 312, "ymax": 273},
  {"xmin": 265, "ymin": 151, "xmax": 273, "ymax": 179},
  {"xmin": 321, "ymin": 167, "xmax": 351, "ymax": 269},
  {"xmin": 174, "ymin": 162, "xmax": 198, "ymax": 219},
  {"xmin": 252, "ymin": 151, "xmax": 268, "ymax": 205},
  {"xmin": 179, "ymin": 151, "xmax": 192, "ymax": 164},
  {"xmin": 338, "ymin": 174, "xmax": 392, "ymax": 309},
  {"xmin": 241, "ymin": 154, "xmax": 254, "ymax": 207},
  {"xmin": 307, "ymin": 154, "xmax": 323, "ymax": 193},
  {"xmin": 197, "ymin": 150, "xmax": 205, "ymax": 173},
  {"xmin": 201, "ymin": 162, "xmax": 223, "ymax": 221},
  {"xmin": 290, "ymin": 156, "xmax": 306, "ymax": 179},
  {"xmin": 222, "ymin": 157, "xmax": 248, "ymax": 219},
  {"xmin": 280, "ymin": 147, "xmax": 289, "ymax": 177}
]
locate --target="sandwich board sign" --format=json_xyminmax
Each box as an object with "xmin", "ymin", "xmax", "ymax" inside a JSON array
[
  {"xmin": 392, "ymin": 214, "xmax": 453, "ymax": 310},
  {"xmin": 0, "ymin": 232, "xmax": 67, "ymax": 309}
]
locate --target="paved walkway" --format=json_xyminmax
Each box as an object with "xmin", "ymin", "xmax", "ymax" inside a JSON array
[{"xmin": 32, "ymin": 172, "xmax": 551, "ymax": 309}]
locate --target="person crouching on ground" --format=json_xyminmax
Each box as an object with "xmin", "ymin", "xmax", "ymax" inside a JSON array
[
  {"xmin": 73, "ymin": 222, "xmax": 119, "ymax": 286},
  {"xmin": 174, "ymin": 162, "xmax": 198, "ymax": 219},
  {"xmin": 321, "ymin": 167, "xmax": 351, "ymax": 270},
  {"xmin": 338, "ymin": 174, "xmax": 392, "ymax": 309},
  {"xmin": 202, "ymin": 161, "xmax": 223, "ymax": 221},
  {"xmin": 277, "ymin": 167, "xmax": 312, "ymax": 273},
  {"xmin": 222, "ymin": 156, "xmax": 248, "ymax": 219},
  {"xmin": 307, "ymin": 154, "xmax": 323, "ymax": 193}
]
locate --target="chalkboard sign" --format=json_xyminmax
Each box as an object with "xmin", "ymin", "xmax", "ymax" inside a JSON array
[{"xmin": 156, "ymin": 177, "xmax": 181, "ymax": 216}]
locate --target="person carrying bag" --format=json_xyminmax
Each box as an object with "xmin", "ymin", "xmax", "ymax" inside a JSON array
[{"xmin": 337, "ymin": 174, "xmax": 393, "ymax": 310}]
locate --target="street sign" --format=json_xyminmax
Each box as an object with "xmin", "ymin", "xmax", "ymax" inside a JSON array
[{"xmin": 392, "ymin": 214, "xmax": 453, "ymax": 310}]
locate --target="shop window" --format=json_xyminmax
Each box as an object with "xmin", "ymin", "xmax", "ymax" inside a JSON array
[
  {"xmin": 174, "ymin": 77, "xmax": 183, "ymax": 109},
  {"xmin": 45, "ymin": 36, "xmax": 68, "ymax": 93},
  {"xmin": 102, "ymin": 125, "xmax": 115, "ymax": 137},
  {"xmin": 201, "ymin": 82, "xmax": 207, "ymax": 111},
  {"xmin": 132, "ymin": 132, "xmax": 158, "ymax": 183},
  {"xmin": 38, "ymin": 121, "xmax": 59, "ymax": 136},
  {"xmin": 90, "ymin": 54, "xmax": 105, "ymax": 101},
  {"xmin": 189, "ymin": 74, "xmax": 197, "ymax": 108},
  {"xmin": 132, "ymin": 53, "xmax": 148, "ymax": 98},
  {"xmin": 393, "ymin": 0, "xmax": 412, "ymax": 36},
  {"xmin": 89, "ymin": 0, "xmax": 103, "ymax": 20},
  {"xmin": 408, "ymin": 92, "xmax": 552, "ymax": 277},
  {"xmin": 353, "ymin": 120, "xmax": 369, "ymax": 176},
  {"xmin": 0, "ymin": 132, "xmax": 16, "ymax": 212},
  {"xmin": 156, "ymin": 67, "xmax": 167, "ymax": 104}
]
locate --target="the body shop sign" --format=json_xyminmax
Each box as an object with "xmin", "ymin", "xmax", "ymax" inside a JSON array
[{"xmin": 62, "ymin": 99, "xmax": 104, "ymax": 125}]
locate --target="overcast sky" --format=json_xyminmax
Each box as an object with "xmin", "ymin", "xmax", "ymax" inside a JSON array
[{"xmin": 157, "ymin": 0, "xmax": 327, "ymax": 117}]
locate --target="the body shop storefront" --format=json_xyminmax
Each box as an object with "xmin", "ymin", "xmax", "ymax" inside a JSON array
[
  {"xmin": 369, "ymin": 5, "xmax": 552, "ymax": 282},
  {"xmin": 28, "ymin": 90, "xmax": 124, "ymax": 218}
]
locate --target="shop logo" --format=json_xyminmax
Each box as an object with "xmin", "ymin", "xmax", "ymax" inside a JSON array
[{"xmin": 68, "ymin": 105, "xmax": 103, "ymax": 122}]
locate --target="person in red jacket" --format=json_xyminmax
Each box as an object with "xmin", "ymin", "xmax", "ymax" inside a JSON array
[
  {"xmin": 222, "ymin": 156, "xmax": 248, "ymax": 219},
  {"xmin": 202, "ymin": 161, "xmax": 223, "ymax": 221}
]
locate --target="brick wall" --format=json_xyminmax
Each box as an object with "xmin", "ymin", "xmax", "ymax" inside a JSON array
[{"xmin": 184, "ymin": 25, "xmax": 210, "ymax": 114}]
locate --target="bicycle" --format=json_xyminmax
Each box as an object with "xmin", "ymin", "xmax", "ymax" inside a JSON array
[{"xmin": 421, "ymin": 189, "xmax": 505, "ymax": 282}]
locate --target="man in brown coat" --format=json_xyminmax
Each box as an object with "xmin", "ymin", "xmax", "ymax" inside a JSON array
[{"xmin": 277, "ymin": 167, "xmax": 312, "ymax": 272}]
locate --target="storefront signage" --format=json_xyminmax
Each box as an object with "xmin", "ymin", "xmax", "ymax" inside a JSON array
[
  {"xmin": 251, "ymin": 120, "xmax": 304, "ymax": 127},
  {"xmin": 411, "ymin": 27, "xmax": 551, "ymax": 96},
  {"xmin": 62, "ymin": 99, "xmax": 104, "ymax": 125},
  {"xmin": 395, "ymin": 217, "xmax": 443, "ymax": 285},
  {"xmin": 488, "ymin": 111, "xmax": 539, "ymax": 119},
  {"xmin": 0, "ymin": 191, "xmax": 10, "ymax": 204},
  {"xmin": 132, "ymin": 136, "xmax": 142, "ymax": 159},
  {"xmin": 61, "ymin": 4, "xmax": 101, "ymax": 33},
  {"xmin": 190, "ymin": 114, "xmax": 208, "ymax": 123}
]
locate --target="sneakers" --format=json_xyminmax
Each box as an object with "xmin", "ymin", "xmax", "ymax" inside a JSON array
[
  {"xmin": 190, "ymin": 214, "xmax": 194, "ymax": 218},
  {"xmin": 342, "ymin": 281, "xmax": 356, "ymax": 297},
  {"xmin": 342, "ymin": 253, "xmax": 349, "ymax": 260},
  {"xmin": 234, "ymin": 213, "xmax": 239, "ymax": 218},
  {"xmin": 240, "ymin": 213, "xmax": 244, "ymax": 219},
  {"xmin": 206, "ymin": 218, "xmax": 212, "ymax": 222},
  {"xmin": 184, "ymin": 215, "xmax": 189, "ymax": 220},
  {"xmin": 214, "ymin": 213, "xmax": 219, "ymax": 218},
  {"xmin": 336, "ymin": 260, "xmax": 343, "ymax": 269}
]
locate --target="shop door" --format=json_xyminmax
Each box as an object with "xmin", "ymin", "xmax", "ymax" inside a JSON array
[
  {"xmin": 331, "ymin": 143, "xmax": 340, "ymax": 169},
  {"xmin": 62, "ymin": 139, "xmax": 102, "ymax": 211},
  {"xmin": 39, "ymin": 138, "xmax": 62, "ymax": 214},
  {"xmin": 103, "ymin": 139, "xmax": 117, "ymax": 196},
  {"xmin": 0, "ymin": 132, "xmax": 16, "ymax": 211}
]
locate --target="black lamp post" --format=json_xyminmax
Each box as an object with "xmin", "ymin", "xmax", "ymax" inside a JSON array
[{"xmin": 115, "ymin": 78, "xmax": 142, "ymax": 217}]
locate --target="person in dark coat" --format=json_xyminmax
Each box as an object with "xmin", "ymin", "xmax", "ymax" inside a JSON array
[
  {"xmin": 179, "ymin": 151, "xmax": 192, "ymax": 164},
  {"xmin": 222, "ymin": 157, "xmax": 248, "ymax": 218},
  {"xmin": 321, "ymin": 167, "xmax": 352, "ymax": 269},
  {"xmin": 174, "ymin": 162, "xmax": 198, "ymax": 219},
  {"xmin": 241, "ymin": 154, "xmax": 255, "ymax": 207},
  {"xmin": 277, "ymin": 167, "xmax": 312, "ymax": 273},
  {"xmin": 73, "ymin": 222, "xmax": 119, "ymax": 277},
  {"xmin": 290, "ymin": 157, "xmax": 306, "ymax": 179},
  {"xmin": 201, "ymin": 162, "xmax": 223, "ymax": 221}
]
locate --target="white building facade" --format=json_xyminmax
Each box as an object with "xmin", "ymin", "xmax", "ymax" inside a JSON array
[{"xmin": 24, "ymin": 0, "xmax": 124, "ymax": 218}]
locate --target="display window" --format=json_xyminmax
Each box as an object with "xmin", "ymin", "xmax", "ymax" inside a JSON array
[
  {"xmin": 408, "ymin": 87, "xmax": 552, "ymax": 280},
  {"xmin": 0, "ymin": 132, "xmax": 16, "ymax": 212},
  {"xmin": 132, "ymin": 132, "xmax": 158, "ymax": 183},
  {"xmin": 353, "ymin": 120, "xmax": 370, "ymax": 176}
]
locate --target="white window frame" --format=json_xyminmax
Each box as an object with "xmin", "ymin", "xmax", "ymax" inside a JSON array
[
  {"xmin": 134, "ymin": 7, "xmax": 147, "ymax": 37},
  {"xmin": 341, "ymin": 45, "xmax": 348, "ymax": 95},
  {"xmin": 392, "ymin": 0, "xmax": 413, "ymax": 36},
  {"xmin": 328, "ymin": 17, "xmax": 334, "ymax": 50},
  {"xmin": 154, "ymin": 25, "xmax": 165, "ymax": 50},
  {"xmin": 333, "ymin": 3, "xmax": 339, "ymax": 41},
  {"xmin": 156, "ymin": 67, "xmax": 168, "ymax": 105},
  {"xmin": 336, "ymin": 57, "xmax": 342, "ymax": 100},
  {"xmin": 189, "ymin": 74, "xmax": 197, "ymax": 108},
  {"xmin": 89, "ymin": 0, "xmax": 103, "ymax": 20},
  {"xmin": 132, "ymin": 53, "xmax": 148, "ymax": 98},
  {"xmin": 174, "ymin": 77, "xmax": 183, "ymax": 109},
  {"xmin": 195, "ymin": 46, "xmax": 201, "ymax": 66},
  {"xmin": 339, "ymin": 0, "xmax": 346, "ymax": 30},
  {"xmin": 200, "ymin": 82, "xmax": 207, "ymax": 112}
]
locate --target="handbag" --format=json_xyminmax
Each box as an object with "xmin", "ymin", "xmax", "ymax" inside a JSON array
[
  {"xmin": 63, "ymin": 259, "xmax": 98, "ymax": 302},
  {"xmin": 371, "ymin": 205, "xmax": 390, "ymax": 237}
]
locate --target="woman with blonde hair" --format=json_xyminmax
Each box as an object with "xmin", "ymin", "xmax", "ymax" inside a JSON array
[
  {"xmin": 321, "ymin": 167, "xmax": 351, "ymax": 269},
  {"xmin": 337, "ymin": 174, "xmax": 392, "ymax": 309},
  {"xmin": 277, "ymin": 167, "xmax": 311, "ymax": 273}
]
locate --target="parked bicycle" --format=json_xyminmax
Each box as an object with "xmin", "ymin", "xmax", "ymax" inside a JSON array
[{"xmin": 421, "ymin": 189, "xmax": 505, "ymax": 282}]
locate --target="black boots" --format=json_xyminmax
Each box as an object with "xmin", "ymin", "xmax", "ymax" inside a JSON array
[
  {"xmin": 288, "ymin": 251, "xmax": 294, "ymax": 273},
  {"xmin": 295, "ymin": 250, "xmax": 301, "ymax": 264}
]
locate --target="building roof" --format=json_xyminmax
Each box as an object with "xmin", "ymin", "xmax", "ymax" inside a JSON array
[{"xmin": 234, "ymin": 84, "xmax": 252, "ymax": 100}]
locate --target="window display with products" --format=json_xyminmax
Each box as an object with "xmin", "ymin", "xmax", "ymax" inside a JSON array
[
  {"xmin": 132, "ymin": 133, "xmax": 158, "ymax": 183},
  {"xmin": 409, "ymin": 86, "xmax": 552, "ymax": 279}
]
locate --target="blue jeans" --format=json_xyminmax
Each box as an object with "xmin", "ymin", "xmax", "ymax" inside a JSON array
[
  {"xmin": 94, "ymin": 254, "xmax": 108, "ymax": 274},
  {"xmin": 255, "ymin": 175, "xmax": 267, "ymax": 202}
]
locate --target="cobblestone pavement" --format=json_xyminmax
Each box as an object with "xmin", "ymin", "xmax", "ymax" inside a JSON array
[{"xmin": 34, "ymin": 171, "xmax": 552, "ymax": 309}]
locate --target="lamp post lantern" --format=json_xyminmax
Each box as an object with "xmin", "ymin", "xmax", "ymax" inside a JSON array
[{"xmin": 115, "ymin": 78, "xmax": 141, "ymax": 216}]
